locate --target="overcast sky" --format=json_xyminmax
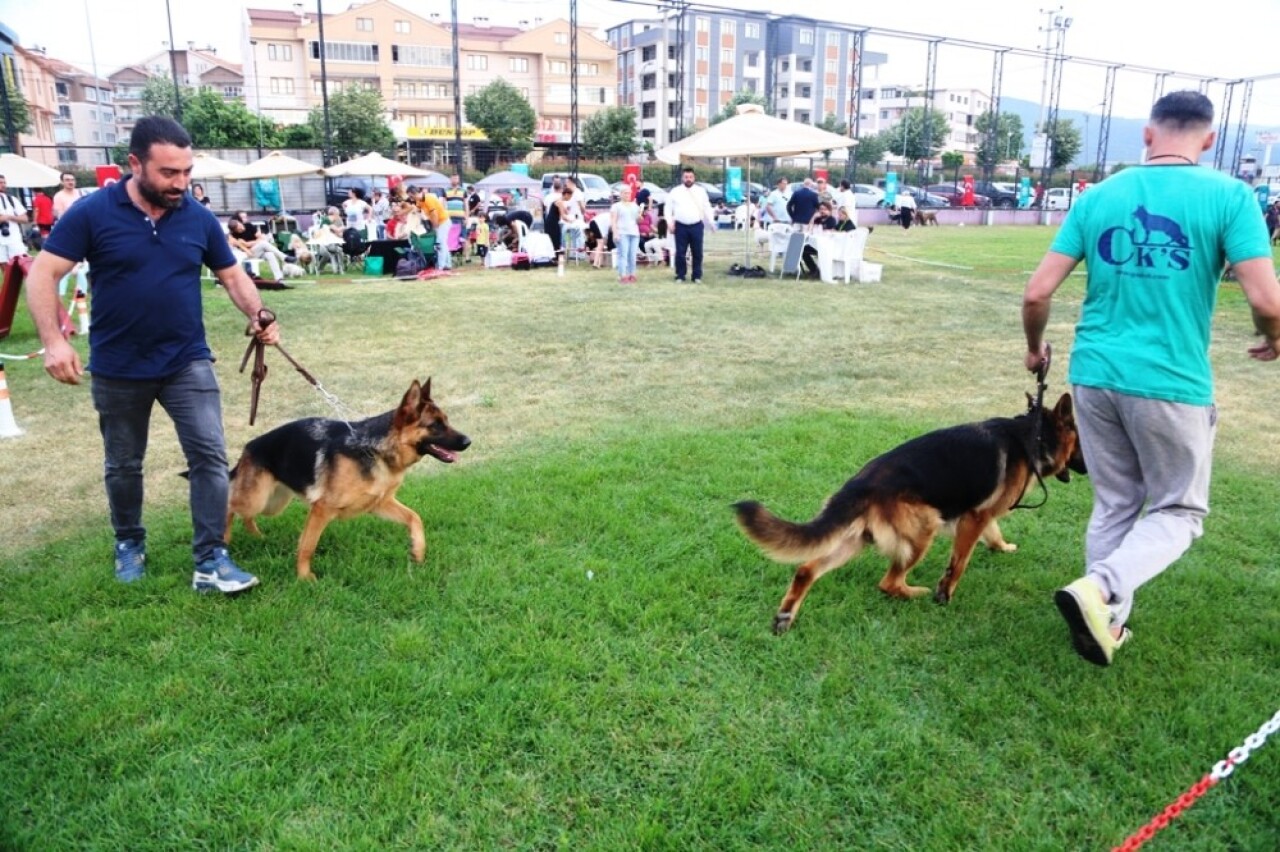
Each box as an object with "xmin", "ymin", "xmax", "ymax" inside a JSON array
[{"xmin": 7, "ymin": 0, "xmax": 1280, "ymax": 124}]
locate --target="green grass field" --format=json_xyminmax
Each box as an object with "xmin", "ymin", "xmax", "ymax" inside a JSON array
[{"xmin": 2, "ymin": 226, "xmax": 1278, "ymax": 849}]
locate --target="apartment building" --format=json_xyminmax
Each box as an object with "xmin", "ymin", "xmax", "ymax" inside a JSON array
[
  {"xmin": 109, "ymin": 48, "xmax": 244, "ymax": 138},
  {"xmin": 857, "ymin": 85, "xmax": 992, "ymax": 164},
  {"xmin": 40, "ymin": 56, "xmax": 117, "ymax": 168},
  {"xmin": 9, "ymin": 45, "xmax": 58, "ymax": 163},
  {"xmin": 609, "ymin": 13, "xmax": 885, "ymax": 147},
  {"xmin": 243, "ymin": 0, "xmax": 616, "ymax": 164}
]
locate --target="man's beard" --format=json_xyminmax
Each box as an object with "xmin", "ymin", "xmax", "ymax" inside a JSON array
[{"xmin": 137, "ymin": 172, "xmax": 184, "ymax": 210}]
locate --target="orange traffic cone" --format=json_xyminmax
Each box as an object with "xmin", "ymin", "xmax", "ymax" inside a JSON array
[
  {"xmin": 0, "ymin": 361, "xmax": 23, "ymax": 438},
  {"xmin": 74, "ymin": 290, "xmax": 90, "ymax": 336}
]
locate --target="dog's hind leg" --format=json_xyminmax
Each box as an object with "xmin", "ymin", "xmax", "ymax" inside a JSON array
[
  {"xmin": 296, "ymin": 504, "xmax": 338, "ymax": 581},
  {"xmin": 933, "ymin": 513, "xmax": 992, "ymax": 605},
  {"xmin": 373, "ymin": 498, "xmax": 426, "ymax": 563},
  {"xmin": 980, "ymin": 519, "xmax": 1017, "ymax": 553},
  {"xmin": 773, "ymin": 535, "xmax": 862, "ymax": 634}
]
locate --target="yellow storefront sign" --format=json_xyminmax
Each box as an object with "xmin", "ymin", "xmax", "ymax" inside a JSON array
[{"xmin": 406, "ymin": 126, "xmax": 488, "ymax": 141}]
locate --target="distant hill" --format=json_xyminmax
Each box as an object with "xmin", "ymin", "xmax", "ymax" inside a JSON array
[{"xmin": 998, "ymin": 97, "xmax": 1280, "ymax": 171}]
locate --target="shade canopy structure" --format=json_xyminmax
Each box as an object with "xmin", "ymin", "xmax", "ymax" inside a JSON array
[
  {"xmin": 654, "ymin": 104, "xmax": 858, "ymax": 267},
  {"xmin": 0, "ymin": 153, "xmax": 64, "ymax": 188},
  {"xmin": 654, "ymin": 104, "xmax": 857, "ymax": 164},
  {"xmin": 323, "ymin": 152, "xmax": 443, "ymax": 183},
  {"xmin": 190, "ymin": 153, "xmax": 243, "ymax": 180},
  {"xmin": 224, "ymin": 151, "xmax": 326, "ymax": 181},
  {"xmin": 473, "ymin": 170, "xmax": 542, "ymax": 192}
]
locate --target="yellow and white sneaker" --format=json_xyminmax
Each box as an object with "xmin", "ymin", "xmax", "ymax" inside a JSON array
[{"xmin": 1054, "ymin": 576, "xmax": 1131, "ymax": 666}]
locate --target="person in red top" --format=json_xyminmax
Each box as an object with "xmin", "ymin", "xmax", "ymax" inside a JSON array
[{"xmin": 32, "ymin": 189, "xmax": 54, "ymax": 237}]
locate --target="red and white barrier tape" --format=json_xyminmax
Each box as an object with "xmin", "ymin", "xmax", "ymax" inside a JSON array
[{"xmin": 1114, "ymin": 707, "xmax": 1280, "ymax": 851}]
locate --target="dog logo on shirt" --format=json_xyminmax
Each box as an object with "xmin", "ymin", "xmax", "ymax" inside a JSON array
[{"xmin": 1097, "ymin": 205, "xmax": 1192, "ymax": 271}]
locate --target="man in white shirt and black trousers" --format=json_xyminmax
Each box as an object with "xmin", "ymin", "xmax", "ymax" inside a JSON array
[{"xmin": 664, "ymin": 167, "xmax": 717, "ymax": 283}]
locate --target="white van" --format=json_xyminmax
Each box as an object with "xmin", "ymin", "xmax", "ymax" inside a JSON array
[{"xmin": 541, "ymin": 172, "xmax": 613, "ymax": 206}]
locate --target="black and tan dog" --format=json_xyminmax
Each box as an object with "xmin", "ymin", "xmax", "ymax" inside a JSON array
[
  {"xmin": 734, "ymin": 393, "xmax": 1085, "ymax": 633},
  {"xmin": 225, "ymin": 378, "xmax": 470, "ymax": 580}
]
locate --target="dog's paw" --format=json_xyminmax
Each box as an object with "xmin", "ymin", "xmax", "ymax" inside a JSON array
[
  {"xmin": 932, "ymin": 586, "xmax": 952, "ymax": 605},
  {"xmin": 772, "ymin": 612, "xmax": 794, "ymax": 635},
  {"xmin": 993, "ymin": 542, "xmax": 1018, "ymax": 553}
]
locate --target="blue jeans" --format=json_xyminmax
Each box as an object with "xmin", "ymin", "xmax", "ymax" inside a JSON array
[
  {"xmin": 615, "ymin": 233, "xmax": 639, "ymax": 276},
  {"xmin": 91, "ymin": 359, "xmax": 229, "ymax": 564},
  {"xmin": 673, "ymin": 221, "xmax": 704, "ymax": 280}
]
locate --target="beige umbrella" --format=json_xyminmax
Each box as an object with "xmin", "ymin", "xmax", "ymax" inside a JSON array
[
  {"xmin": 190, "ymin": 152, "xmax": 243, "ymax": 180},
  {"xmin": 224, "ymin": 151, "xmax": 325, "ymax": 181},
  {"xmin": 0, "ymin": 153, "xmax": 64, "ymax": 188},
  {"xmin": 324, "ymin": 152, "xmax": 433, "ymax": 178}
]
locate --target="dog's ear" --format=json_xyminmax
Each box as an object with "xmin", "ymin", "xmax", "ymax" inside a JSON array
[
  {"xmin": 422, "ymin": 377, "xmax": 432, "ymax": 403},
  {"xmin": 1025, "ymin": 391, "xmax": 1035, "ymax": 411},
  {"xmin": 1052, "ymin": 392, "xmax": 1074, "ymax": 420},
  {"xmin": 395, "ymin": 380, "xmax": 423, "ymax": 427}
]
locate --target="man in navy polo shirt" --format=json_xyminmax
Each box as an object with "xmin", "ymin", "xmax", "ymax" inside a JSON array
[{"xmin": 27, "ymin": 116, "xmax": 281, "ymax": 593}]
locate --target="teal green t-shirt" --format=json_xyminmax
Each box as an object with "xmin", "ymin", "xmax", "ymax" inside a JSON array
[{"xmin": 1050, "ymin": 165, "xmax": 1270, "ymax": 405}]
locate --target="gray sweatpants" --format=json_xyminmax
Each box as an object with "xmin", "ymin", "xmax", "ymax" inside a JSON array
[{"xmin": 1073, "ymin": 384, "xmax": 1217, "ymax": 627}]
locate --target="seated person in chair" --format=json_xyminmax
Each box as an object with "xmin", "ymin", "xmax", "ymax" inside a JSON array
[
  {"xmin": 801, "ymin": 203, "xmax": 838, "ymax": 279},
  {"xmin": 227, "ymin": 217, "xmax": 286, "ymax": 280}
]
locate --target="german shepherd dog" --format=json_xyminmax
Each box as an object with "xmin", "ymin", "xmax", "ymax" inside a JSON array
[
  {"xmin": 225, "ymin": 379, "xmax": 470, "ymax": 580},
  {"xmin": 734, "ymin": 393, "xmax": 1085, "ymax": 634}
]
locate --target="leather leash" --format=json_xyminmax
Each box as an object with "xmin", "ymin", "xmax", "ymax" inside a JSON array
[
  {"xmin": 238, "ymin": 308, "xmax": 323, "ymax": 425},
  {"xmin": 1012, "ymin": 342, "xmax": 1052, "ymax": 511}
]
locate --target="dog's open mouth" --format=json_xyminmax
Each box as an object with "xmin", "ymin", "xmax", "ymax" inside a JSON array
[{"xmin": 422, "ymin": 444, "xmax": 458, "ymax": 463}]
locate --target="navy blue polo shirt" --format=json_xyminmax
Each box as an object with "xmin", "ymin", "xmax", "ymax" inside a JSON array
[{"xmin": 42, "ymin": 176, "xmax": 237, "ymax": 380}]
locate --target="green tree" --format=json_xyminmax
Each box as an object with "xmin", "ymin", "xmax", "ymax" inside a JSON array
[
  {"xmin": 581, "ymin": 106, "xmax": 638, "ymax": 160},
  {"xmin": 464, "ymin": 80, "xmax": 536, "ymax": 159},
  {"xmin": 278, "ymin": 123, "xmax": 318, "ymax": 148},
  {"xmin": 814, "ymin": 113, "xmax": 848, "ymax": 168},
  {"xmin": 974, "ymin": 111, "xmax": 1025, "ymax": 173},
  {"xmin": 140, "ymin": 74, "xmax": 193, "ymax": 119},
  {"xmin": 306, "ymin": 87, "xmax": 395, "ymax": 162},
  {"xmin": 886, "ymin": 106, "xmax": 951, "ymax": 169},
  {"xmin": 1, "ymin": 64, "xmax": 32, "ymax": 151},
  {"xmin": 711, "ymin": 90, "xmax": 769, "ymax": 125},
  {"xmin": 1041, "ymin": 118, "xmax": 1082, "ymax": 171},
  {"xmin": 849, "ymin": 131, "xmax": 890, "ymax": 173},
  {"xmin": 182, "ymin": 89, "xmax": 279, "ymax": 150},
  {"xmin": 940, "ymin": 151, "xmax": 964, "ymax": 174}
]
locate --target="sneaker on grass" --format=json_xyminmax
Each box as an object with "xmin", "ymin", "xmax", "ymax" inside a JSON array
[
  {"xmin": 114, "ymin": 539, "xmax": 146, "ymax": 584},
  {"xmin": 192, "ymin": 548, "xmax": 260, "ymax": 594},
  {"xmin": 1054, "ymin": 576, "xmax": 1132, "ymax": 666}
]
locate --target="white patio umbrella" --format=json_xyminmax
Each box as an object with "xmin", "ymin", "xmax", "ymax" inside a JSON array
[
  {"xmin": 474, "ymin": 170, "xmax": 542, "ymax": 192},
  {"xmin": 0, "ymin": 153, "xmax": 63, "ymax": 188},
  {"xmin": 190, "ymin": 152, "xmax": 243, "ymax": 180},
  {"xmin": 224, "ymin": 151, "xmax": 326, "ymax": 181},
  {"xmin": 323, "ymin": 151, "xmax": 436, "ymax": 179},
  {"xmin": 655, "ymin": 104, "xmax": 858, "ymax": 266}
]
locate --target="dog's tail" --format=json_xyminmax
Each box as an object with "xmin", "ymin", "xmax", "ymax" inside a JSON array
[{"xmin": 733, "ymin": 485, "xmax": 867, "ymax": 563}]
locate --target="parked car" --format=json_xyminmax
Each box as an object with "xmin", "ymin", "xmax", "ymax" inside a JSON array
[
  {"xmin": 1043, "ymin": 184, "xmax": 1092, "ymax": 210},
  {"xmin": 541, "ymin": 172, "xmax": 613, "ymax": 206},
  {"xmin": 609, "ymin": 180, "xmax": 669, "ymax": 207},
  {"xmin": 851, "ymin": 183, "xmax": 886, "ymax": 208},
  {"xmin": 924, "ymin": 183, "xmax": 992, "ymax": 207},
  {"xmin": 969, "ymin": 180, "xmax": 1020, "ymax": 208},
  {"xmin": 886, "ymin": 185, "xmax": 950, "ymax": 208},
  {"xmin": 718, "ymin": 181, "xmax": 766, "ymax": 204},
  {"xmin": 326, "ymin": 176, "xmax": 391, "ymax": 209}
]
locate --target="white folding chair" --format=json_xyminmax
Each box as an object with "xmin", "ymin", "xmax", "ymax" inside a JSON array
[
  {"xmin": 766, "ymin": 224, "xmax": 793, "ymax": 273},
  {"xmin": 831, "ymin": 228, "xmax": 871, "ymax": 283}
]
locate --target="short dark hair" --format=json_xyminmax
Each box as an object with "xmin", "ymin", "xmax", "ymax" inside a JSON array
[
  {"xmin": 1150, "ymin": 91, "xmax": 1214, "ymax": 131},
  {"xmin": 60, "ymin": 171, "xmax": 76, "ymax": 181},
  {"xmin": 129, "ymin": 116, "xmax": 192, "ymax": 162},
  {"xmin": 682, "ymin": 167, "xmax": 696, "ymax": 177}
]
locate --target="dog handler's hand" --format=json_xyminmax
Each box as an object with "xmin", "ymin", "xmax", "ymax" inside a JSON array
[
  {"xmin": 43, "ymin": 336, "xmax": 83, "ymax": 385},
  {"xmin": 1025, "ymin": 341, "xmax": 1050, "ymax": 375},
  {"xmin": 249, "ymin": 308, "xmax": 281, "ymax": 346}
]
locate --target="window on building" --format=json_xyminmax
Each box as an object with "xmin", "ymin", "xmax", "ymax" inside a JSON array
[
  {"xmin": 100, "ymin": 90, "xmax": 112, "ymax": 103},
  {"xmin": 696, "ymin": 47, "xmax": 708, "ymax": 61},
  {"xmin": 310, "ymin": 41, "xmax": 378, "ymax": 63},
  {"xmin": 744, "ymin": 79, "xmax": 757, "ymax": 93},
  {"xmin": 781, "ymin": 60, "xmax": 790, "ymax": 72},
  {"xmin": 780, "ymin": 86, "xmax": 789, "ymax": 99},
  {"xmin": 696, "ymin": 16, "xmax": 709, "ymax": 31},
  {"xmin": 667, "ymin": 102, "xmax": 679, "ymax": 117},
  {"xmin": 722, "ymin": 20, "xmax": 736, "ymax": 36},
  {"xmin": 85, "ymin": 86, "xmax": 97, "ymax": 102},
  {"xmin": 799, "ymin": 85, "xmax": 811, "ymax": 98},
  {"xmin": 778, "ymin": 111, "xmax": 788, "ymax": 120},
  {"xmin": 695, "ymin": 103, "xmax": 706, "ymax": 119},
  {"xmin": 880, "ymin": 109, "xmax": 889, "ymax": 119},
  {"xmin": 395, "ymin": 45, "xmax": 451, "ymax": 67},
  {"xmin": 57, "ymin": 104, "xmax": 70, "ymax": 119},
  {"xmin": 555, "ymin": 31, "xmax": 568, "ymax": 44},
  {"xmin": 825, "ymin": 86, "xmax": 836, "ymax": 99},
  {"xmin": 642, "ymin": 102, "xmax": 656, "ymax": 118},
  {"xmin": 57, "ymin": 148, "xmax": 77, "ymax": 164},
  {"xmin": 395, "ymin": 20, "xmax": 410, "ymax": 34},
  {"xmin": 799, "ymin": 59, "xmax": 812, "ymax": 72},
  {"xmin": 548, "ymin": 59, "xmax": 569, "ymax": 75},
  {"xmin": 720, "ymin": 76, "xmax": 732, "ymax": 90},
  {"xmin": 55, "ymin": 81, "xmax": 69, "ymax": 97},
  {"xmin": 223, "ymin": 86, "xmax": 242, "ymax": 98},
  {"xmin": 746, "ymin": 52, "xmax": 759, "ymax": 68},
  {"xmin": 797, "ymin": 110, "xmax": 810, "ymax": 123},
  {"xmin": 356, "ymin": 17, "xmax": 373, "ymax": 31},
  {"xmin": 578, "ymin": 62, "xmax": 599, "ymax": 75},
  {"xmin": 641, "ymin": 73, "xmax": 656, "ymax": 90},
  {"xmin": 667, "ymin": 45, "xmax": 678, "ymax": 60},
  {"xmin": 466, "ymin": 54, "xmax": 488, "ymax": 71},
  {"xmin": 720, "ymin": 49, "xmax": 733, "ymax": 63},
  {"xmin": 105, "ymin": 132, "xmax": 117, "ymax": 144},
  {"xmin": 745, "ymin": 21, "xmax": 760, "ymax": 39},
  {"xmin": 641, "ymin": 129, "xmax": 655, "ymax": 139},
  {"xmin": 696, "ymin": 75, "xmax": 707, "ymax": 89},
  {"xmin": 509, "ymin": 57, "xmax": 529, "ymax": 73},
  {"xmin": 269, "ymin": 77, "xmax": 294, "ymax": 94},
  {"xmin": 799, "ymin": 29, "xmax": 813, "ymax": 44},
  {"xmin": 826, "ymin": 60, "xmax": 837, "ymax": 74},
  {"xmin": 642, "ymin": 45, "xmax": 656, "ymax": 62}
]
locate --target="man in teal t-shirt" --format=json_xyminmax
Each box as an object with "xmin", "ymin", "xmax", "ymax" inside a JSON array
[{"xmin": 1022, "ymin": 90, "xmax": 1280, "ymax": 667}]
